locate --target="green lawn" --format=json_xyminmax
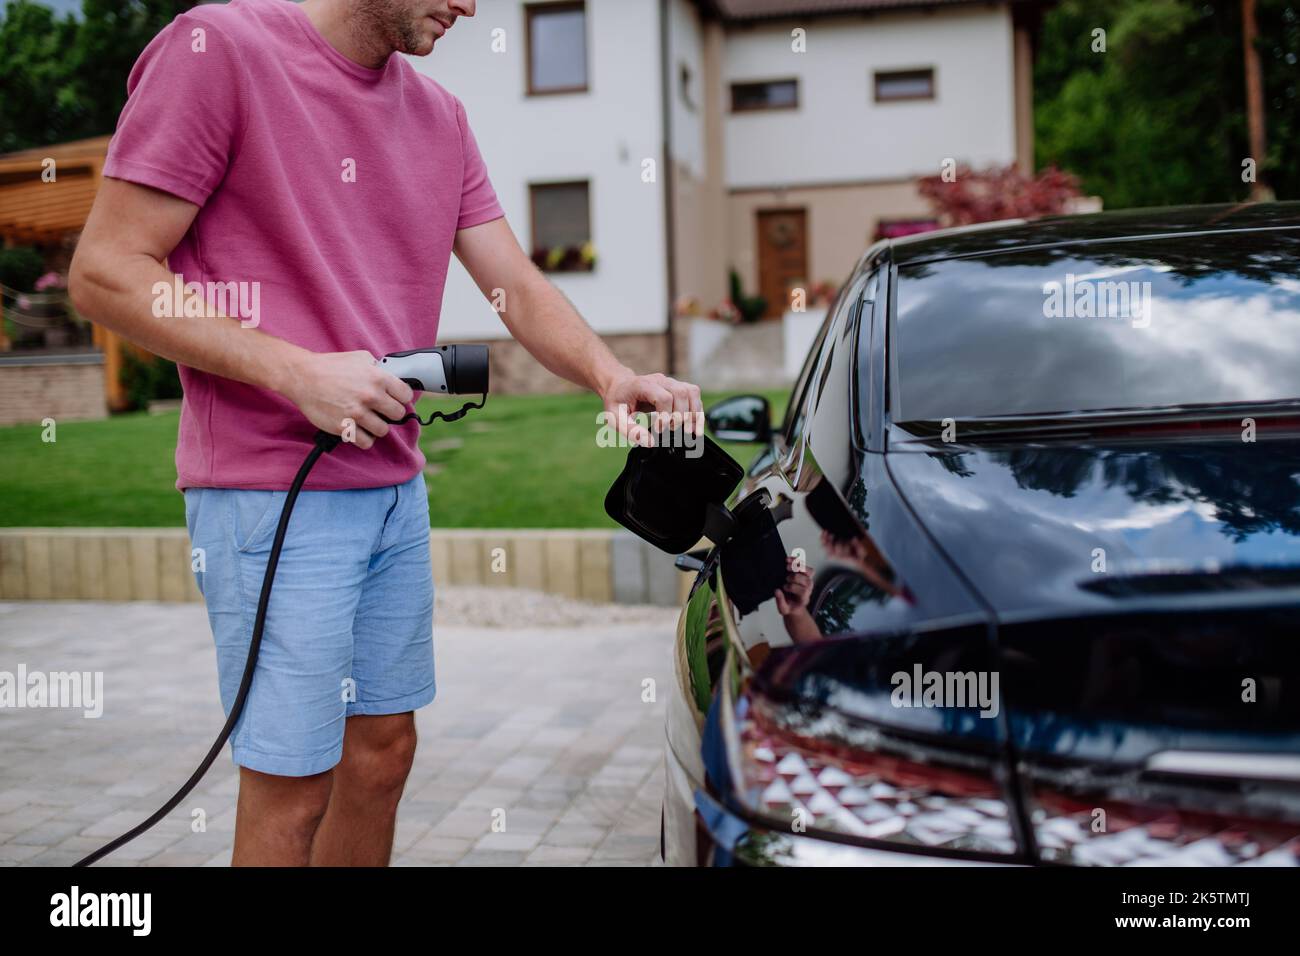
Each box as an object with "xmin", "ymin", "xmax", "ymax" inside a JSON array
[{"xmin": 0, "ymin": 390, "xmax": 787, "ymax": 528}]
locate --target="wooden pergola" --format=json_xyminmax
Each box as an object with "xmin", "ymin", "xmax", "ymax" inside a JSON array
[
  {"xmin": 0, "ymin": 135, "xmax": 134, "ymax": 409},
  {"xmin": 0, "ymin": 136, "xmax": 108, "ymax": 243}
]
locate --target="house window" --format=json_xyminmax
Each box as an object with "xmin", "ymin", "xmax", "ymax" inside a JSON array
[
  {"xmin": 529, "ymin": 181, "xmax": 594, "ymax": 273},
  {"xmin": 730, "ymin": 78, "xmax": 798, "ymax": 113},
  {"xmin": 874, "ymin": 68, "xmax": 935, "ymax": 102},
  {"xmin": 526, "ymin": 2, "xmax": 588, "ymax": 95}
]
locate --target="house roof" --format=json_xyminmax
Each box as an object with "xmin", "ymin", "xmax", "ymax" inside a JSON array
[{"xmin": 700, "ymin": 0, "xmax": 1041, "ymax": 21}]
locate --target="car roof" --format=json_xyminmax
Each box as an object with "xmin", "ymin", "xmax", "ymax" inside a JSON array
[{"xmin": 891, "ymin": 201, "xmax": 1300, "ymax": 266}]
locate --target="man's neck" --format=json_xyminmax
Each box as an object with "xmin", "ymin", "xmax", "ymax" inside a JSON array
[{"xmin": 298, "ymin": 0, "xmax": 392, "ymax": 70}]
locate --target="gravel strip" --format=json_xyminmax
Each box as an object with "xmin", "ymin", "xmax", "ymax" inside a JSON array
[{"xmin": 434, "ymin": 586, "xmax": 679, "ymax": 629}]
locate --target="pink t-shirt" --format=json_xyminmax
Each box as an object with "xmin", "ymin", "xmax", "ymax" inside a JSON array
[{"xmin": 103, "ymin": 0, "xmax": 504, "ymax": 490}]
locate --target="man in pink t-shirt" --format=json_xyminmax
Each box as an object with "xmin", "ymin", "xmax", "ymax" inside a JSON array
[{"xmin": 70, "ymin": 0, "xmax": 700, "ymax": 866}]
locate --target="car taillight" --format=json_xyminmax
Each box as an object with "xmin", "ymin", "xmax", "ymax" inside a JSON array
[
  {"xmin": 1022, "ymin": 777, "xmax": 1300, "ymax": 866},
  {"xmin": 1000, "ymin": 608, "xmax": 1300, "ymax": 866},
  {"xmin": 732, "ymin": 688, "xmax": 1019, "ymax": 856}
]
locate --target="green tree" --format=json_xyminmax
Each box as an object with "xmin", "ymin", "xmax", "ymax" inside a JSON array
[
  {"xmin": 0, "ymin": 1, "xmax": 80, "ymax": 153},
  {"xmin": 1256, "ymin": 1, "xmax": 1300, "ymax": 198},
  {"xmin": 0, "ymin": 0, "xmax": 198, "ymax": 153},
  {"xmin": 1035, "ymin": 0, "xmax": 1299, "ymax": 207}
]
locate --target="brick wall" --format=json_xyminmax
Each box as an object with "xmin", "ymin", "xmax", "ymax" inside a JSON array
[
  {"xmin": 441, "ymin": 332, "xmax": 670, "ymax": 394},
  {"xmin": 0, "ymin": 356, "xmax": 108, "ymax": 427}
]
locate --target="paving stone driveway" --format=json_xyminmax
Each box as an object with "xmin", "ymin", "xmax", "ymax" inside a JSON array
[{"xmin": 0, "ymin": 595, "xmax": 678, "ymax": 867}]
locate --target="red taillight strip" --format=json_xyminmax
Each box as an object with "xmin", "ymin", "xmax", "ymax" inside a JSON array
[
  {"xmin": 1027, "ymin": 783, "xmax": 1300, "ymax": 865},
  {"xmin": 744, "ymin": 695, "xmax": 1002, "ymax": 800},
  {"xmin": 736, "ymin": 701, "xmax": 1017, "ymax": 853}
]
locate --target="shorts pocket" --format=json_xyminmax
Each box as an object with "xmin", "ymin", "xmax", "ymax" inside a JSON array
[{"xmin": 231, "ymin": 489, "xmax": 289, "ymax": 554}]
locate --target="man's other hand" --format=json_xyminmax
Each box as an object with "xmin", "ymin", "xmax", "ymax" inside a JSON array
[{"xmin": 601, "ymin": 370, "xmax": 703, "ymax": 448}]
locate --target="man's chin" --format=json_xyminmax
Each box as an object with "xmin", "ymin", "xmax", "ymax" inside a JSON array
[{"xmin": 401, "ymin": 29, "xmax": 438, "ymax": 57}]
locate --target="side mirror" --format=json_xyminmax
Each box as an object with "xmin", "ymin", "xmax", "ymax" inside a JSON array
[{"xmin": 705, "ymin": 395, "xmax": 773, "ymax": 443}]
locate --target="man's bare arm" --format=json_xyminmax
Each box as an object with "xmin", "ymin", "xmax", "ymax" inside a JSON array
[
  {"xmin": 453, "ymin": 217, "xmax": 701, "ymax": 444},
  {"xmin": 69, "ymin": 178, "xmax": 410, "ymax": 447}
]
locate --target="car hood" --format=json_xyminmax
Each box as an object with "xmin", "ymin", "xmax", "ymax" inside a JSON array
[{"xmin": 883, "ymin": 435, "xmax": 1300, "ymax": 616}]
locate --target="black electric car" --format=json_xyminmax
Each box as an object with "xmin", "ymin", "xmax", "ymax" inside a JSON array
[{"xmin": 612, "ymin": 203, "xmax": 1300, "ymax": 866}]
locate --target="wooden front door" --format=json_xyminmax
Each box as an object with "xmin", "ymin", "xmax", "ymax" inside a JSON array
[{"xmin": 756, "ymin": 209, "xmax": 808, "ymax": 318}]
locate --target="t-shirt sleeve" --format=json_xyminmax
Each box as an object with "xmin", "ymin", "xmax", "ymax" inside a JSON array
[
  {"xmin": 103, "ymin": 14, "xmax": 246, "ymax": 207},
  {"xmin": 454, "ymin": 99, "xmax": 505, "ymax": 231}
]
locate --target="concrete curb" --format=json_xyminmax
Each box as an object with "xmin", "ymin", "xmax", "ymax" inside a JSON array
[{"xmin": 0, "ymin": 528, "xmax": 691, "ymax": 607}]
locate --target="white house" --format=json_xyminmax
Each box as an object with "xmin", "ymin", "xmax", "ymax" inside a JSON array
[{"xmin": 414, "ymin": 0, "xmax": 1044, "ymax": 390}]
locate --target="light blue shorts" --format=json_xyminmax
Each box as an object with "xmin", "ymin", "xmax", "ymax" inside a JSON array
[{"xmin": 184, "ymin": 473, "xmax": 436, "ymax": 777}]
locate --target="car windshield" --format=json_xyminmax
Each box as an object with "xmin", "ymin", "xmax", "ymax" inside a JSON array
[{"xmin": 892, "ymin": 231, "xmax": 1300, "ymax": 422}]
